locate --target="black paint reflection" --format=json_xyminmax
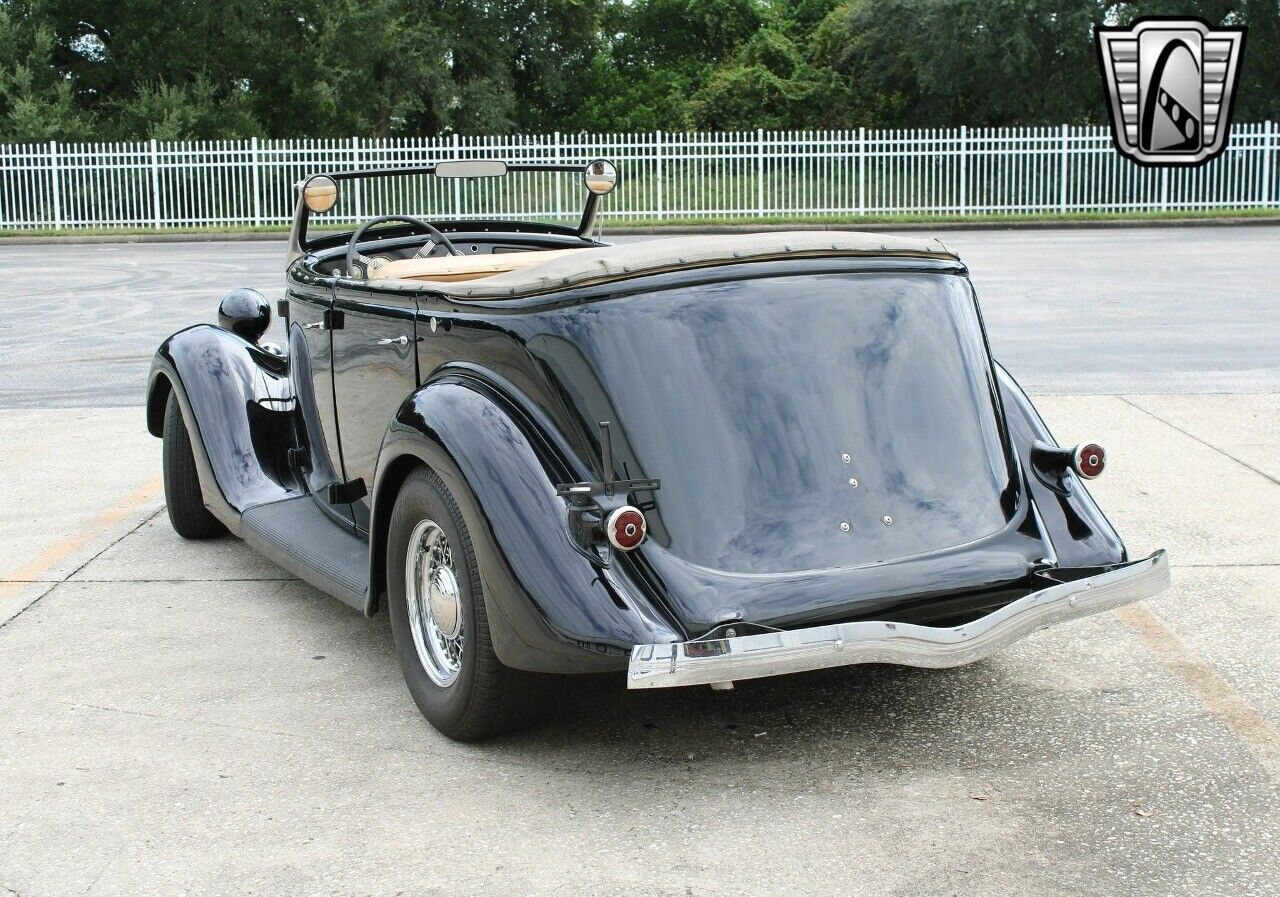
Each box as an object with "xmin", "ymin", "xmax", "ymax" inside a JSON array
[{"xmin": 528, "ymin": 272, "xmax": 1012, "ymax": 575}]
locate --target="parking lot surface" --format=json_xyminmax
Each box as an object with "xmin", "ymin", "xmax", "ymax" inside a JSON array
[{"xmin": 1, "ymin": 229, "xmax": 1278, "ymax": 896}]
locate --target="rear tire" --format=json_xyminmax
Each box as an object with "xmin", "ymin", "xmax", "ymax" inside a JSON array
[
  {"xmin": 162, "ymin": 392, "xmax": 227, "ymax": 540},
  {"xmin": 387, "ymin": 466, "xmax": 558, "ymax": 741}
]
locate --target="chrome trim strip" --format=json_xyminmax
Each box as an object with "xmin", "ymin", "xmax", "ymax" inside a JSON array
[{"xmin": 627, "ymin": 550, "xmax": 1170, "ymax": 689}]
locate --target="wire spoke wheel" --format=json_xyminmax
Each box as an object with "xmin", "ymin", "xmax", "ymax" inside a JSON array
[
  {"xmin": 388, "ymin": 467, "xmax": 559, "ymax": 740},
  {"xmin": 405, "ymin": 519, "xmax": 465, "ymax": 687}
]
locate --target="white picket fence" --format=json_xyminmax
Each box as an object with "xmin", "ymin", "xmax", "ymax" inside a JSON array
[{"xmin": 1, "ymin": 124, "xmax": 1277, "ymax": 230}]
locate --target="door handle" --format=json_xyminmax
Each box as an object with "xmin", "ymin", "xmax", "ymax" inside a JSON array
[
  {"xmin": 376, "ymin": 335, "xmax": 410, "ymax": 347},
  {"xmin": 302, "ymin": 321, "xmax": 326, "ymax": 330}
]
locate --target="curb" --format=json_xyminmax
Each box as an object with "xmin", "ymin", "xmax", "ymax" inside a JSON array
[
  {"xmin": 0, "ymin": 231, "xmax": 289, "ymax": 246},
  {"xmin": 610, "ymin": 216, "xmax": 1280, "ymax": 235},
  {"xmin": 1, "ymin": 216, "xmax": 1277, "ymax": 246}
]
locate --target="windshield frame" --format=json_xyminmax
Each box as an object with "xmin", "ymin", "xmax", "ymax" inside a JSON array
[{"xmin": 288, "ymin": 162, "xmax": 614, "ymax": 263}]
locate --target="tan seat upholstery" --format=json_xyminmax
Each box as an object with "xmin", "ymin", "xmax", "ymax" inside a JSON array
[{"xmin": 368, "ymin": 249, "xmax": 584, "ymax": 283}]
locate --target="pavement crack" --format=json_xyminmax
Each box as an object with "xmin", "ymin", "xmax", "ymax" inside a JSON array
[
  {"xmin": 64, "ymin": 699, "xmax": 313, "ymax": 744},
  {"xmin": 66, "ymin": 577, "xmax": 300, "ymax": 583},
  {"xmin": 1118, "ymin": 396, "xmax": 1280, "ymax": 487},
  {"xmin": 0, "ymin": 508, "xmax": 162, "ymax": 631},
  {"xmin": 62, "ymin": 507, "xmax": 164, "ymax": 581}
]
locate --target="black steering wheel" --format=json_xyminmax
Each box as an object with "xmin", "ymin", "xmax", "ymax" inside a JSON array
[{"xmin": 345, "ymin": 215, "xmax": 461, "ymax": 278}]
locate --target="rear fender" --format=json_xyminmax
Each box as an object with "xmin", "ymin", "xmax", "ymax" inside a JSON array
[
  {"xmin": 996, "ymin": 362, "xmax": 1126, "ymax": 567},
  {"xmin": 369, "ymin": 375, "xmax": 684, "ymax": 674},
  {"xmin": 147, "ymin": 325, "xmax": 301, "ymax": 534}
]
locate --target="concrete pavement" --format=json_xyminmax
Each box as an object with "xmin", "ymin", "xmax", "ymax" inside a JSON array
[
  {"xmin": 1, "ymin": 226, "xmax": 1279, "ymax": 408},
  {"xmin": 1, "ymin": 395, "xmax": 1278, "ymax": 896},
  {"xmin": 1, "ymin": 231, "xmax": 1279, "ymax": 896}
]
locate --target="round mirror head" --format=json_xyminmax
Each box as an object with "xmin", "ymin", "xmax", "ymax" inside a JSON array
[
  {"xmin": 218, "ymin": 288, "xmax": 271, "ymax": 343},
  {"xmin": 583, "ymin": 160, "xmax": 618, "ymax": 195},
  {"xmin": 302, "ymin": 175, "xmax": 339, "ymax": 213}
]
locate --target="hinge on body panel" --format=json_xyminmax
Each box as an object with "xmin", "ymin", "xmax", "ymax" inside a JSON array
[{"xmin": 326, "ymin": 478, "xmax": 367, "ymax": 505}]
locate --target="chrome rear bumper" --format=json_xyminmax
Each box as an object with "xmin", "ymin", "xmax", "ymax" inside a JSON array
[{"xmin": 627, "ymin": 550, "xmax": 1170, "ymax": 689}]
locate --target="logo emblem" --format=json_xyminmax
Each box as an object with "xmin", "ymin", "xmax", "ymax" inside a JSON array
[{"xmin": 1096, "ymin": 18, "xmax": 1246, "ymax": 166}]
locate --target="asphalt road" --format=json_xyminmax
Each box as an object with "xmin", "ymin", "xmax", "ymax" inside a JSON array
[
  {"xmin": 1, "ymin": 225, "xmax": 1279, "ymax": 408},
  {"xmin": 1, "ymin": 227, "xmax": 1279, "ymax": 896}
]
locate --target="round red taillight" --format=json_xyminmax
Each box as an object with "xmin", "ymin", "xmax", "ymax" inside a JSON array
[
  {"xmin": 605, "ymin": 506, "xmax": 646, "ymax": 551},
  {"xmin": 1073, "ymin": 443, "xmax": 1106, "ymax": 479}
]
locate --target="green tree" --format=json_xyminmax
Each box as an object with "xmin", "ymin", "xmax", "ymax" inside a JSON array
[
  {"xmin": 0, "ymin": 1, "xmax": 95, "ymax": 140},
  {"xmin": 615, "ymin": 0, "xmax": 766, "ymax": 69},
  {"xmin": 1, "ymin": 0, "xmax": 1277, "ymax": 140},
  {"xmin": 108, "ymin": 80, "xmax": 260, "ymax": 140},
  {"xmin": 309, "ymin": 0, "xmax": 460, "ymax": 137},
  {"xmin": 811, "ymin": 0, "xmax": 1107, "ymax": 128},
  {"xmin": 2, "ymin": 0, "xmax": 606, "ymax": 139},
  {"xmin": 567, "ymin": 48, "xmax": 699, "ymax": 131},
  {"xmin": 565, "ymin": 0, "xmax": 768, "ymax": 131},
  {"xmin": 690, "ymin": 28, "xmax": 849, "ymax": 130}
]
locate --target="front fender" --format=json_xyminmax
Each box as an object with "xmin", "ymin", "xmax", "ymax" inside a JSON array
[
  {"xmin": 147, "ymin": 325, "xmax": 300, "ymax": 533},
  {"xmin": 370, "ymin": 376, "xmax": 684, "ymax": 674}
]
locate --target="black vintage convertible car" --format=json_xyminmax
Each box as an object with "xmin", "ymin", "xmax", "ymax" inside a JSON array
[{"xmin": 148, "ymin": 160, "xmax": 1169, "ymax": 740}]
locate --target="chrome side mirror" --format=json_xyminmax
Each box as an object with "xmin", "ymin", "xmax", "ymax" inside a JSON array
[
  {"xmin": 302, "ymin": 175, "xmax": 339, "ymax": 213},
  {"xmin": 584, "ymin": 160, "xmax": 618, "ymax": 195}
]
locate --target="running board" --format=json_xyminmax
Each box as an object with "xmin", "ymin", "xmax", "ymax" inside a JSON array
[{"xmin": 241, "ymin": 497, "xmax": 368, "ymax": 611}]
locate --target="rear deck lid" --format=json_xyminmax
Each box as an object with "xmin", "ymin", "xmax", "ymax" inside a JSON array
[{"xmin": 525, "ymin": 267, "xmax": 1029, "ymax": 630}]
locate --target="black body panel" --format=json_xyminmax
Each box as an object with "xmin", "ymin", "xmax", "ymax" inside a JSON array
[
  {"xmin": 371, "ymin": 377, "xmax": 685, "ymax": 672},
  {"xmin": 995, "ymin": 363, "xmax": 1127, "ymax": 568},
  {"xmin": 332, "ymin": 284, "xmax": 420, "ymax": 533},
  {"xmin": 148, "ymin": 247, "xmax": 1129, "ymax": 675},
  {"xmin": 147, "ymin": 325, "xmax": 300, "ymax": 530},
  {"xmin": 502, "ymin": 269, "xmax": 1039, "ymax": 633},
  {"xmin": 287, "ymin": 282, "xmax": 349, "ymax": 520}
]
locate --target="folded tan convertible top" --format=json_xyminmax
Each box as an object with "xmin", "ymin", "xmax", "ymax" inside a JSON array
[{"xmin": 373, "ymin": 230, "xmax": 960, "ymax": 299}]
